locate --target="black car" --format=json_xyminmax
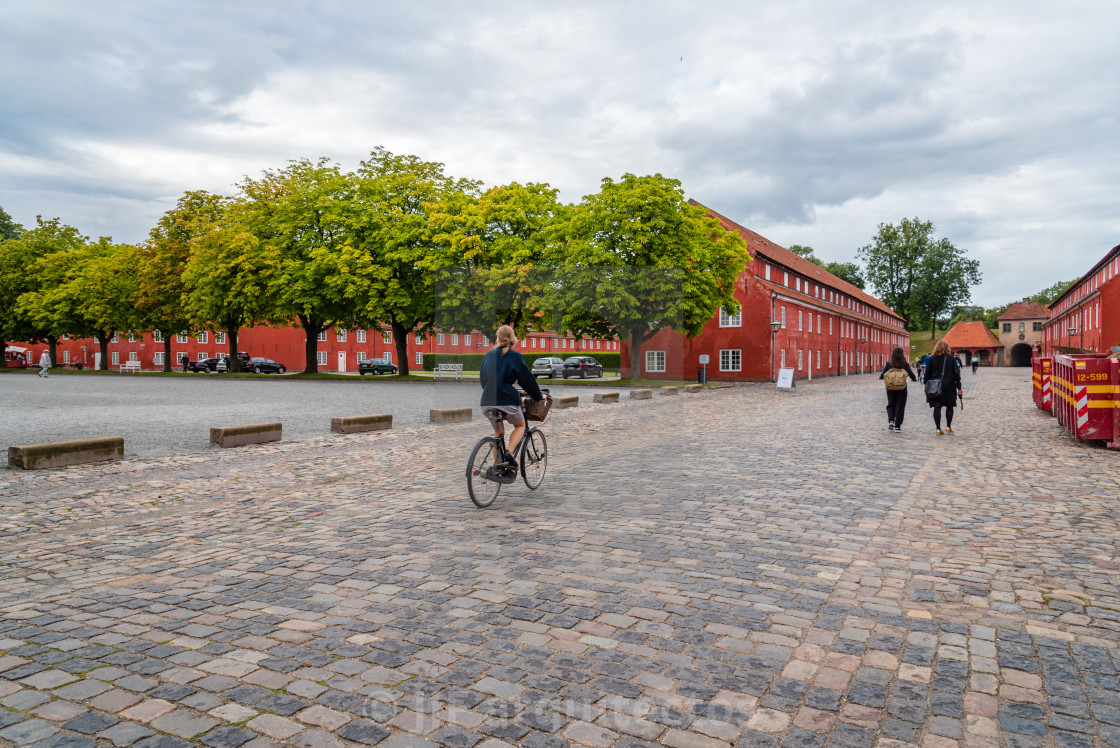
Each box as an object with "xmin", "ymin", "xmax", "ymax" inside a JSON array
[
  {"xmin": 562, "ymin": 355, "xmax": 604, "ymax": 378},
  {"xmin": 247, "ymin": 357, "xmax": 287, "ymax": 374},
  {"xmin": 358, "ymin": 358, "xmax": 398, "ymax": 375},
  {"xmin": 186, "ymin": 358, "xmax": 223, "ymax": 373}
]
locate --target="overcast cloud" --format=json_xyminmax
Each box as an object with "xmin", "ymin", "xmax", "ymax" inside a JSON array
[{"xmin": 2, "ymin": 1, "xmax": 1118, "ymax": 306}]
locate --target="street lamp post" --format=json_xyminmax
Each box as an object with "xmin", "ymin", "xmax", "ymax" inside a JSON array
[
  {"xmin": 859, "ymin": 336, "xmax": 867, "ymax": 373},
  {"xmin": 770, "ymin": 320, "xmax": 781, "ymax": 381},
  {"xmin": 1068, "ymin": 325, "xmax": 1077, "ymax": 348}
]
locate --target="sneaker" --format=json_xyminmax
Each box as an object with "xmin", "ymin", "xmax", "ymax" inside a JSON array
[
  {"xmin": 945, "ymin": 427, "xmax": 953, "ymax": 434},
  {"xmin": 936, "ymin": 429, "xmax": 943, "ymax": 435},
  {"xmin": 894, "ymin": 425, "xmax": 902, "ymax": 432},
  {"xmin": 887, "ymin": 422, "xmax": 895, "ymax": 431}
]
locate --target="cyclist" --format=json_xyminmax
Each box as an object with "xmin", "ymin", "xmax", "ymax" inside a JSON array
[{"xmin": 480, "ymin": 325, "xmax": 543, "ymax": 469}]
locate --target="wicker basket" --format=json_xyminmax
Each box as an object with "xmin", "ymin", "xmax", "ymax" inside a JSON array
[{"xmin": 522, "ymin": 393, "xmax": 553, "ymax": 422}]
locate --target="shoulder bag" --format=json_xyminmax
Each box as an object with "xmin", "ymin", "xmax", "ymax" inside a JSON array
[{"xmin": 924, "ymin": 356, "xmax": 948, "ymax": 399}]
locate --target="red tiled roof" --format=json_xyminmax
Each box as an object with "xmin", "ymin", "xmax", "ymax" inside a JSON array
[
  {"xmin": 942, "ymin": 320, "xmax": 1003, "ymax": 349},
  {"xmin": 693, "ymin": 201, "xmax": 904, "ymax": 322},
  {"xmin": 997, "ymin": 301, "xmax": 1049, "ymax": 321}
]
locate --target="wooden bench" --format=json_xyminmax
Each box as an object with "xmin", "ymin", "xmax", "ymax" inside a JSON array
[
  {"xmin": 434, "ymin": 363, "xmax": 464, "ymax": 381},
  {"xmin": 119, "ymin": 360, "xmax": 141, "ymax": 373}
]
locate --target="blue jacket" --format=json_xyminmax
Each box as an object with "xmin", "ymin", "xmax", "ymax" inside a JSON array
[{"xmin": 480, "ymin": 347, "xmax": 542, "ymax": 407}]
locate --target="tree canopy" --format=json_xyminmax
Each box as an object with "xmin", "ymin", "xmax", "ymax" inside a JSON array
[
  {"xmin": 0, "ymin": 205, "xmax": 21, "ymax": 240},
  {"xmin": 785, "ymin": 245, "xmax": 865, "ymax": 289}
]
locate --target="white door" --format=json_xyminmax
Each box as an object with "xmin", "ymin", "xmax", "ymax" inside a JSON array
[
  {"xmin": 338, "ymin": 351, "xmax": 346, "ymax": 372},
  {"xmin": 94, "ymin": 352, "xmax": 101, "ymax": 370}
]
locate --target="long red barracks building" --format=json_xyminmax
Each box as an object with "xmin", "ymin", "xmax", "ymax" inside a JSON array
[
  {"xmin": 621, "ymin": 204, "xmax": 910, "ymax": 381},
  {"xmin": 1040, "ymin": 242, "xmax": 1120, "ymax": 355}
]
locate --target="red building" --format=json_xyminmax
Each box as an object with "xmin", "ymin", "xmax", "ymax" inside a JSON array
[
  {"xmin": 1041, "ymin": 242, "xmax": 1120, "ymax": 355},
  {"xmin": 621, "ymin": 205, "xmax": 909, "ymax": 381},
  {"xmin": 7, "ymin": 325, "xmax": 619, "ymax": 372},
  {"xmin": 941, "ymin": 320, "xmax": 1003, "ymax": 366}
]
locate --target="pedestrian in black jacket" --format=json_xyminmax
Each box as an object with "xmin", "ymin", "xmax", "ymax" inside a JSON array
[
  {"xmin": 924, "ymin": 340, "xmax": 963, "ymax": 435},
  {"xmin": 879, "ymin": 347, "xmax": 918, "ymax": 432}
]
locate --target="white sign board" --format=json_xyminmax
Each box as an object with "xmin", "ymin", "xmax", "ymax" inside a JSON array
[
  {"xmin": 698, "ymin": 354, "xmax": 710, "ymax": 364},
  {"xmin": 776, "ymin": 367, "xmax": 796, "ymax": 389}
]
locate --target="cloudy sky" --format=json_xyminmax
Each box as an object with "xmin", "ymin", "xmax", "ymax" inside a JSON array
[{"xmin": 2, "ymin": 1, "xmax": 1118, "ymax": 307}]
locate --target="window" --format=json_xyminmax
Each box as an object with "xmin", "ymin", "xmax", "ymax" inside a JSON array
[
  {"xmin": 1018, "ymin": 323, "xmax": 1025, "ymax": 333},
  {"xmin": 63, "ymin": 350, "xmax": 70, "ymax": 364},
  {"xmin": 596, "ymin": 340, "xmax": 601, "ymax": 350},
  {"xmin": 314, "ymin": 351, "xmax": 326, "ymax": 365},
  {"xmin": 719, "ymin": 307, "xmax": 742, "ymax": 327},
  {"xmin": 817, "ymin": 350, "xmax": 821, "ymax": 369},
  {"xmin": 416, "ymin": 352, "xmax": 424, "ymax": 365},
  {"xmin": 780, "ymin": 306, "xmax": 786, "ymax": 328},
  {"xmin": 112, "ymin": 352, "xmax": 120, "ymax": 365},
  {"xmin": 780, "ymin": 349, "xmax": 786, "ymax": 368},
  {"xmin": 829, "ymin": 318, "xmax": 833, "ymax": 335},
  {"xmin": 215, "ymin": 332, "xmax": 225, "ymax": 345},
  {"xmin": 177, "ymin": 352, "xmax": 188, "ymax": 364},
  {"xmin": 437, "ymin": 333, "xmax": 445, "ymax": 345},
  {"xmin": 317, "ymin": 331, "xmax": 327, "ymax": 342},
  {"xmin": 764, "ymin": 264, "xmax": 771, "ymax": 281},
  {"xmin": 197, "ymin": 331, "xmax": 208, "ymax": 344},
  {"xmin": 197, "ymin": 352, "xmax": 207, "ymax": 361},
  {"xmin": 807, "ymin": 313, "xmax": 812, "ymax": 333},
  {"xmin": 646, "ymin": 350, "xmax": 666, "ymax": 373},
  {"xmin": 482, "ymin": 335, "xmax": 489, "ymax": 346},
  {"xmin": 464, "ymin": 334, "xmax": 471, "ymax": 346},
  {"xmin": 798, "ymin": 310, "xmax": 803, "ymax": 331},
  {"xmin": 784, "ymin": 272, "xmax": 789, "ymax": 287},
  {"xmin": 383, "ymin": 351, "xmax": 392, "ymax": 363},
  {"xmin": 358, "ymin": 329, "xmax": 368, "ymax": 343},
  {"xmin": 452, "ymin": 334, "xmax": 459, "ymax": 346},
  {"xmin": 1033, "ymin": 322, "xmax": 1042, "ymax": 332},
  {"xmin": 829, "ymin": 351, "xmax": 833, "ymax": 368},
  {"xmin": 797, "ymin": 350, "xmax": 803, "ymax": 370},
  {"xmin": 128, "ymin": 351, "xmax": 138, "ymax": 361},
  {"xmin": 110, "ymin": 333, "xmax": 119, "ymax": 343},
  {"xmin": 415, "ymin": 334, "xmax": 423, "ymax": 345},
  {"xmin": 177, "ymin": 332, "xmax": 188, "ymax": 344},
  {"xmin": 532, "ymin": 338, "xmax": 537, "ymax": 349},
  {"xmin": 383, "ymin": 331, "xmax": 392, "ymax": 344},
  {"xmin": 356, "ymin": 351, "xmax": 366, "ymax": 361},
  {"xmin": 153, "ymin": 352, "xmax": 163, "ymax": 366},
  {"xmin": 128, "ymin": 332, "xmax": 136, "ymax": 343},
  {"xmin": 336, "ymin": 329, "xmax": 347, "ymax": 342},
  {"xmin": 719, "ymin": 349, "xmax": 741, "ymax": 372},
  {"xmin": 153, "ymin": 330, "xmax": 163, "ymax": 343}
]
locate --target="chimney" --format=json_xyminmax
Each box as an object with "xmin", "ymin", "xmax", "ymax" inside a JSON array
[
  {"xmin": 1022, "ymin": 297, "xmax": 1029, "ymax": 302},
  {"xmin": 965, "ymin": 316, "xmax": 973, "ymax": 323}
]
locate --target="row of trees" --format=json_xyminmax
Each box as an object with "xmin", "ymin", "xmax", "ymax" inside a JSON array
[{"xmin": 0, "ymin": 150, "xmax": 751, "ymax": 375}]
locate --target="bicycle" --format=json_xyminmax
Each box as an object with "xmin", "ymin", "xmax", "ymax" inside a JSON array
[{"xmin": 466, "ymin": 389, "xmax": 551, "ymax": 508}]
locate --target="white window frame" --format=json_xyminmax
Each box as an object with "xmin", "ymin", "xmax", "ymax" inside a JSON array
[
  {"xmin": 437, "ymin": 333, "xmax": 445, "ymax": 345},
  {"xmin": 128, "ymin": 351, "xmax": 138, "ymax": 361},
  {"xmin": 415, "ymin": 334, "xmax": 423, "ymax": 345},
  {"xmin": 110, "ymin": 333, "xmax": 119, "ymax": 343},
  {"xmin": 358, "ymin": 329, "xmax": 367, "ymax": 343},
  {"xmin": 645, "ymin": 350, "xmax": 666, "ymax": 373},
  {"xmin": 336, "ymin": 329, "xmax": 347, "ymax": 342},
  {"xmin": 112, "ymin": 351, "xmax": 120, "ymax": 365},
  {"xmin": 764, "ymin": 264, "xmax": 771, "ymax": 281},
  {"xmin": 128, "ymin": 331, "xmax": 136, "ymax": 343},
  {"xmin": 781, "ymin": 306, "xmax": 787, "ymax": 328},
  {"xmin": 197, "ymin": 352, "xmax": 207, "ymax": 361},
  {"xmin": 383, "ymin": 331, "xmax": 392, "ymax": 344},
  {"xmin": 719, "ymin": 349, "xmax": 741, "ymax": 372},
  {"xmin": 356, "ymin": 351, "xmax": 366, "ymax": 361},
  {"xmin": 215, "ymin": 331, "xmax": 225, "ymax": 345},
  {"xmin": 452, "ymin": 333, "xmax": 459, "ymax": 346},
  {"xmin": 719, "ymin": 307, "xmax": 742, "ymax": 327},
  {"xmin": 798, "ymin": 310, "xmax": 803, "ymax": 332},
  {"xmin": 177, "ymin": 332, "xmax": 188, "ymax": 344},
  {"xmin": 317, "ymin": 331, "xmax": 327, "ymax": 342},
  {"xmin": 153, "ymin": 330, "xmax": 163, "ymax": 343},
  {"xmin": 481, "ymin": 335, "xmax": 489, "ymax": 346},
  {"xmin": 780, "ymin": 349, "xmax": 786, "ymax": 368},
  {"xmin": 197, "ymin": 331, "xmax": 208, "ymax": 344},
  {"xmin": 415, "ymin": 352, "xmax": 424, "ymax": 365},
  {"xmin": 464, "ymin": 334, "xmax": 471, "ymax": 346},
  {"xmin": 153, "ymin": 351, "xmax": 164, "ymax": 366},
  {"xmin": 63, "ymin": 350, "xmax": 70, "ymax": 364},
  {"xmin": 383, "ymin": 351, "xmax": 392, "ymax": 363},
  {"xmin": 797, "ymin": 349, "xmax": 803, "ymax": 370},
  {"xmin": 316, "ymin": 351, "xmax": 327, "ymax": 365}
]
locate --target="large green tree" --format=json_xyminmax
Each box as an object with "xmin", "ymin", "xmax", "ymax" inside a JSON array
[
  {"xmin": 3, "ymin": 217, "xmax": 87, "ymax": 366},
  {"xmin": 1031, "ymin": 278, "xmax": 1078, "ymax": 307},
  {"xmin": 137, "ymin": 191, "xmax": 228, "ymax": 371},
  {"xmin": 353, "ymin": 148, "xmax": 481, "ymax": 375},
  {"xmin": 0, "ymin": 205, "xmax": 21, "ymax": 240},
  {"xmin": 555, "ymin": 175, "xmax": 751, "ymax": 377}
]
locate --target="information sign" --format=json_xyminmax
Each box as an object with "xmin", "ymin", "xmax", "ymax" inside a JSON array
[
  {"xmin": 698, "ymin": 354, "xmax": 709, "ymax": 364},
  {"xmin": 776, "ymin": 367, "xmax": 796, "ymax": 389}
]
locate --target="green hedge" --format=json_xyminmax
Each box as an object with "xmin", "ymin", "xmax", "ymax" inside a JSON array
[{"xmin": 422, "ymin": 351, "xmax": 621, "ymax": 371}]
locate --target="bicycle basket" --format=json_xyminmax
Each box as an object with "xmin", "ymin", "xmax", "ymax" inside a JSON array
[{"xmin": 522, "ymin": 393, "xmax": 553, "ymax": 422}]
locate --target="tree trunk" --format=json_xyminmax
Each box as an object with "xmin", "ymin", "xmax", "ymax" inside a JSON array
[
  {"xmin": 48, "ymin": 336, "xmax": 59, "ymax": 369},
  {"xmin": 393, "ymin": 320, "xmax": 410, "ymax": 376},
  {"xmin": 96, "ymin": 331, "xmax": 111, "ymax": 370},
  {"xmin": 163, "ymin": 336, "xmax": 173, "ymax": 372},
  {"xmin": 0, "ymin": 341, "xmax": 7, "ymax": 368},
  {"xmin": 300, "ymin": 315, "xmax": 325, "ymax": 374},
  {"xmin": 930, "ymin": 324, "xmax": 937, "ymax": 340},
  {"xmin": 226, "ymin": 323, "xmax": 240, "ymax": 372}
]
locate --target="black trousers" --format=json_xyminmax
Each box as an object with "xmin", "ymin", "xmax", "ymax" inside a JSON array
[
  {"xmin": 886, "ymin": 389, "xmax": 908, "ymax": 427},
  {"xmin": 933, "ymin": 405, "xmax": 954, "ymax": 429}
]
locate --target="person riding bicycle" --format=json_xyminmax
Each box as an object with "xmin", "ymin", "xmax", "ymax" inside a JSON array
[
  {"xmin": 971, "ymin": 355, "xmax": 979, "ymax": 374},
  {"xmin": 480, "ymin": 325, "xmax": 543, "ymax": 469}
]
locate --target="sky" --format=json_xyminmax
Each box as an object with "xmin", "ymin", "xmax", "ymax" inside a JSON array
[{"xmin": 2, "ymin": 1, "xmax": 1118, "ymax": 308}]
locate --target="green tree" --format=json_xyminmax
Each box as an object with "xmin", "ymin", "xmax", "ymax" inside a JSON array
[
  {"xmin": 3, "ymin": 217, "xmax": 87, "ymax": 366},
  {"xmin": 555, "ymin": 175, "xmax": 751, "ymax": 377},
  {"xmin": 1031, "ymin": 279, "xmax": 1077, "ymax": 307},
  {"xmin": 0, "ymin": 205, "xmax": 21, "ymax": 240},
  {"xmin": 353, "ymin": 148, "xmax": 481, "ymax": 375},
  {"xmin": 910, "ymin": 237, "xmax": 982, "ymax": 339},
  {"xmin": 786, "ymin": 245, "xmax": 866, "ymax": 289},
  {"xmin": 239, "ymin": 158, "xmax": 372, "ymax": 373},
  {"xmin": 137, "ymin": 191, "xmax": 227, "ymax": 371},
  {"xmin": 428, "ymin": 181, "xmax": 561, "ymax": 341}
]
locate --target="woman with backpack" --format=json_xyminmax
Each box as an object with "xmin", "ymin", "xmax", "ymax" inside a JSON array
[
  {"xmin": 879, "ymin": 346, "xmax": 917, "ymax": 432},
  {"xmin": 925, "ymin": 339, "xmax": 964, "ymax": 435}
]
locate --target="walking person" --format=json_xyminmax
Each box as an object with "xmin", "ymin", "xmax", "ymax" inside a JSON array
[
  {"xmin": 37, "ymin": 349, "xmax": 51, "ymax": 378},
  {"xmin": 880, "ymin": 347, "xmax": 917, "ymax": 432},
  {"xmin": 925, "ymin": 340, "xmax": 963, "ymax": 435}
]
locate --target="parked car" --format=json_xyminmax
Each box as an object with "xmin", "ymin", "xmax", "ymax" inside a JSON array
[
  {"xmin": 214, "ymin": 352, "xmax": 252, "ymax": 373},
  {"xmin": 531, "ymin": 357, "xmax": 565, "ymax": 379},
  {"xmin": 358, "ymin": 358, "xmax": 398, "ymax": 375},
  {"xmin": 562, "ymin": 355, "xmax": 604, "ymax": 378},
  {"xmin": 186, "ymin": 358, "xmax": 223, "ymax": 373},
  {"xmin": 247, "ymin": 357, "xmax": 287, "ymax": 374}
]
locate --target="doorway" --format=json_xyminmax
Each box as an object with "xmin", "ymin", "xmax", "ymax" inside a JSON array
[{"xmin": 338, "ymin": 351, "xmax": 346, "ymax": 372}]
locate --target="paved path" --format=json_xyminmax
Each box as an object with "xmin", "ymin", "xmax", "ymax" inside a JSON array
[{"xmin": 2, "ymin": 369, "xmax": 1119, "ymax": 748}]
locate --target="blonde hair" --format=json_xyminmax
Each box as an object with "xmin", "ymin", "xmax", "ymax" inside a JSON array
[
  {"xmin": 496, "ymin": 325, "xmax": 516, "ymax": 349},
  {"xmin": 933, "ymin": 340, "xmax": 952, "ymax": 356}
]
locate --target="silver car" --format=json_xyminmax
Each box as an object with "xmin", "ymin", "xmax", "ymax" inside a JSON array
[{"xmin": 531, "ymin": 356, "xmax": 564, "ymax": 378}]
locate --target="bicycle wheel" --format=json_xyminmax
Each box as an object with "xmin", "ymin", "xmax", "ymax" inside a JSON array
[
  {"xmin": 467, "ymin": 437, "xmax": 503, "ymax": 508},
  {"xmin": 520, "ymin": 429, "xmax": 548, "ymax": 489}
]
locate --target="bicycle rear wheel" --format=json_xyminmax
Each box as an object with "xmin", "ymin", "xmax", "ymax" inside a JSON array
[
  {"xmin": 520, "ymin": 428, "xmax": 548, "ymax": 489},
  {"xmin": 467, "ymin": 437, "xmax": 503, "ymax": 508}
]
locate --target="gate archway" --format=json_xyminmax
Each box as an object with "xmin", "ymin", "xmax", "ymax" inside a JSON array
[{"xmin": 1010, "ymin": 343, "xmax": 1034, "ymax": 367}]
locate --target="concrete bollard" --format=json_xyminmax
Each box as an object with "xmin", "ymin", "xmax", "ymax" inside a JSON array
[
  {"xmin": 684, "ymin": 384, "xmax": 703, "ymax": 393},
  {"xmin": 593, "ymin": 392, "xmax": 620, "ymax": 404},
  {"xmin": 555, "ymin": 395, "xmax": 579, "ymax": 409},
  {"xmin": 659, "ymin": 386, "xmax": 679, "ymax": 396},
  {"xmin": 430, "ymin": 407, "xmax": 472, "ymax": 424},
  {"xmin": 331, "ymin": 414, "xmax": 392, "ymax": 434},
  {"xmin": 8, "ymin": 437, "xmax": 124, "ymax": 470},
  {"xmin": 210, "ymin": 422, "xmax": 282, "ymax": 448},
  {"xmin": 630, "ymin": 389, "xmax": 653, "ymax": 400}
]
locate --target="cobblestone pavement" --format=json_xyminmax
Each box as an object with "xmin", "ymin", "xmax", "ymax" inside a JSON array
[{"xmin": 2, "ymin": 368, "xmax": 1119, "ymax": 748}]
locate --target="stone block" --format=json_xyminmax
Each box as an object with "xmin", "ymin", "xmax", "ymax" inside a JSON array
[
  {"xmin": 593, "ymin": 392, "xmax": 620, "ymax": 404},
  {"xmin": 209, "ymin": 422, "xmax": 282, "ymax": 448},
  {"xmin": 630, "ymin": 389, "xmax": 653, "ymax": 400},
  {"xmin": 684, "ymin": 384, "xmax": 703, "ymax": 393},
  {"xmin": 555, "ymin": 395, "xmax": 579, "ymax": 409},
  {"xmin": 430, "ymin": 407, "xmax": 472, "ymax": 424},
  {"xmin": 330, "ymin": 414, "xmax": 392, "ymax": 434},
  {"xmin": 659, "ymin": 386, "xmax": 679, "ymax": 395},
  {"xmin": 8, "ymin": 437, "xmax": 124, "ymax": 470}
]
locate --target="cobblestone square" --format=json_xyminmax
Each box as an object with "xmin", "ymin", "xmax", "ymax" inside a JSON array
[{"xmin": 2, "ymin": 369, "xmax": 1119, "ymax": 747}]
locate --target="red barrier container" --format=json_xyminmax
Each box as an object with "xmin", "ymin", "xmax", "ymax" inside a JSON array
[
  {"xmin": 1032, "ymin": 357, "xmax": 1053, "ymax": 412},
  {"xmin": 1051, "ymin": 354, "xmax": 1119, "ymax": 448}
]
